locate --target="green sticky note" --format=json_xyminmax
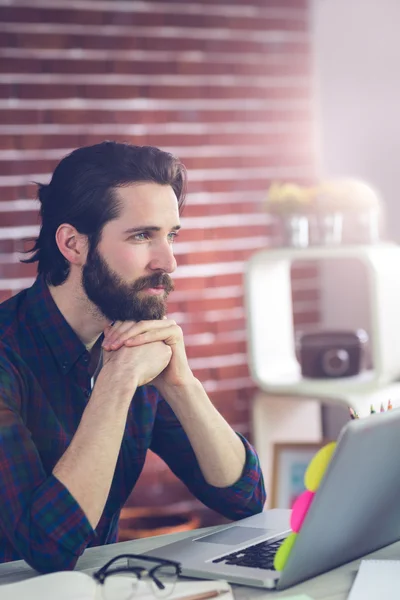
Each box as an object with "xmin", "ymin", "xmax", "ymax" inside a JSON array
[{"xmin": 274, "ymin": 531, "xmax": 297, "ymax": 571}]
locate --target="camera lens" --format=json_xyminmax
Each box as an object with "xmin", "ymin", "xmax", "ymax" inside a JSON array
[{"xmin": 321, "ymin": 348, "xmax": 350, "ymax": 377}]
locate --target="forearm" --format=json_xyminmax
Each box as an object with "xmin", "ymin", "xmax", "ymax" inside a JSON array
[
  {"xmin": 53, "ymin": 368, "xmax": 134, "ymax": 528},
  {"xmin": 159, "ymin": 377, "xmax": 246, "ymax": 487}
]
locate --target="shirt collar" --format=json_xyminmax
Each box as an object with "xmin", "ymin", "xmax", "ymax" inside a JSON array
[{"xmin": 27, "ymin": 276, "xmax": 89, "ymax": 374}]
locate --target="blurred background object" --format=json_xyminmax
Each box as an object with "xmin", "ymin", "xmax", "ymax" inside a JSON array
[
  {"xmin": 118, "ymin": 505, "xmax": 201, "ymax": 542},
  {"xmin": 298, "ymin": 329, "xmax": 369, "ymax": 379},
  {"xmin": 264, "ymin": 177, "xmax": 386, "ymax": 248}
]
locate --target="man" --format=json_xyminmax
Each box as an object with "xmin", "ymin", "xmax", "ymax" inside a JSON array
[{"xmin": 0, "ymin": 142, "xmax": 266, "ymax": 573}]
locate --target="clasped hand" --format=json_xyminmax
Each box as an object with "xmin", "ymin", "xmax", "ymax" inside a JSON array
[{"xmin": 101, "ymin": 319, "xmax": 194, "ymax": 390}]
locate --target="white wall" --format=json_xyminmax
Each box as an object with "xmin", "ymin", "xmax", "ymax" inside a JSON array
[
  {"xmin": 310, "ymin": 0, "xmax": 400, "ymax": 434},
  {"xmin": 311, "ymin": 0, "xmax": 400, "ymax": 337},
  {"xmin": 312, "ymin": 0, "xmax": 400, "ymax": 242}
]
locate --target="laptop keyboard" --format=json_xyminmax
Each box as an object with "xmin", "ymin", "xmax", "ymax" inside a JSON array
[{"xmin": 212, "ymin": 538, "xmax": 284, "ymax": 571}]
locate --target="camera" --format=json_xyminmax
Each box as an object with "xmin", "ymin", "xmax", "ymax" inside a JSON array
[{"xmin": 298, "ymin": 330, "xmax": 368, "ymax": 378}]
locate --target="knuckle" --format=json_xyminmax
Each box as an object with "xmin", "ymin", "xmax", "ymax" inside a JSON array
[
  {"xmin": 162, "ymin": 319, "xmax": 176, "ymax": 327},
  {"xmin": 173, "ymin": 324, "xmax": 183, "ymax": 337}
]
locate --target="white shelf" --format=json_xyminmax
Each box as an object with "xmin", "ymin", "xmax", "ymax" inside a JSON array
[
  {"xmin": 252, "ymin": 369, "xmax": 389, "ymax": 401},
  {"xmin": 244, "ymin": 243, "xmax": 400, "ymax": 404}
]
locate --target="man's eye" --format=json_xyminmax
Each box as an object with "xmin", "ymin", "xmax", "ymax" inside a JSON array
[
  {"xmin": 168, "ymin": 231, "xmax": 180, "ymax": 242},
  {"xmin": 132, "ymin": 232, "xmax": 149, "ymax": 241}
]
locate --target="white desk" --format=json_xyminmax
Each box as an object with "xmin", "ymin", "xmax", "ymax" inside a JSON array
[{"xmin": 0, "ymin": 528, "xmax": 400, "ymax": 599}]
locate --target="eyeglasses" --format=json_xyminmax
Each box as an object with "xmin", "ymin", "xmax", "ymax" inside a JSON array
[{"xmin": 93, "ymin": 553, "xmax": 182, "ymax": 600}]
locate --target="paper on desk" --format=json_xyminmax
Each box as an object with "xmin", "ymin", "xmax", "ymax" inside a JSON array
[
  {"xmin": 276, "ymin": 594, "xmax": 312, "ymax": 600},
  {"xmin": 348, "ymin": 559, "xmax": 400, "ymax": 600},
  {"xmin": 128, "ymin": 579, "xmax": 233, "ymax": 600},
  {"xmin": 0, "ymin": 571, "xmax": 94, "ymax": 600},
  {"xmin": 234, "ymin": 588, "xmax": 313, "ymax": 600},
  {"xmin": 0, "ymin": 570, "xmax": 233, "ymax": 600},
  {"xmin": 276, "ymin": 597, "xmax": 312, "ymax": 599}
]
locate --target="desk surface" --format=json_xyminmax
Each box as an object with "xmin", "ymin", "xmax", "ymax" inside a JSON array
[{"xmin": 0, "ymin": 529, "xmax": 400, "ymax": 599}]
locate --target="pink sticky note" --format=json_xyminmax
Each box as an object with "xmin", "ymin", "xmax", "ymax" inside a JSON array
[{"xmin": 290, "ymin": 490, "xmax": 315, "ymax": 533}]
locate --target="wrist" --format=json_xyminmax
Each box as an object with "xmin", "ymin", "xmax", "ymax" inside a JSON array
[
  {"xmin": 157, "ymin": 376, "xmax": 205, "ymax": 405},
  {"xmin": 96, "ymin": 364, "xmax": 139, "ymax": 402}
]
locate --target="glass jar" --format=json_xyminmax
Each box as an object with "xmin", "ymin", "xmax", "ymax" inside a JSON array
[
  {"xmin": 312, "ymin": 211, "xmax": 344, "ymax": 246},
  {"xmin": 342, "ymin": 207, "xmax": 382, "ymax": 245},
  {"xmin": 280, "ymin": 213, "xmax": 311, "ymax": 248}
]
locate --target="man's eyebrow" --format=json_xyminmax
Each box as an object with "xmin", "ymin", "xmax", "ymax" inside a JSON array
[{"xmin": 123, "ymin": 225, "xmax": 181, "ymax": 235}]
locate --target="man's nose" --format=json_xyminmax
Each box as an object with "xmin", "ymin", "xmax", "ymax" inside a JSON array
[{"xmin": 149, "ymin": 241, "xmax": 177, "ymax": 274}]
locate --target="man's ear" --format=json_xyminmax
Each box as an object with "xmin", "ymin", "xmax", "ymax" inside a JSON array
[{"xmin": 55, "ymin": 224, "xmax": 88, "ymax": 267}]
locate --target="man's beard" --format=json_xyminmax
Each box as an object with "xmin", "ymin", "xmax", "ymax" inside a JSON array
[{"xmin": 82, "ymin": 246, "xmax": 174, "ymax": 322}]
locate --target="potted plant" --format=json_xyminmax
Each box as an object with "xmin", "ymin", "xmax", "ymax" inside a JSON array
[{"xmin": 264, "ymin": 178, "xmax": 384, "ymax": 248}]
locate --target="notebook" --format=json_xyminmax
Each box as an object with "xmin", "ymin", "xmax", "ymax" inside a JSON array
[
  {"xmin": 348, "ymin": 560, "xmax": 400, "ymax": 600},
  {"xmin": 0, "ymin": 571, "xmax": 233, "ymax": 600}
]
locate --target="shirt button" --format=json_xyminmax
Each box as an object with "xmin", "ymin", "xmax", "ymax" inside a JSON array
[
  {"xmin": 84, "ymin": 389, "xmax": 91, "ymax": 398},
  {"xmin": 82, "ymin": 354, "xmax": 89, "ymax": 364},
  {"xmin": 62, "ymin": 361, "xmax": 68, "ymax": 370}
]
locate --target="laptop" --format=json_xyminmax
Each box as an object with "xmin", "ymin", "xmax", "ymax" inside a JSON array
[{"xmin": 145, "ymin": 408, "xmax": 400, "ymax": 590}]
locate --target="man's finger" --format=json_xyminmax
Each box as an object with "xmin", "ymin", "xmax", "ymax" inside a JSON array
[
  {"xmin": 123, "ymin": 325, "xmax": 182, "ymax": 348},
  {"xmin": 103, "ymin": 319, "xmax": 176, "ymax": 349},
  {"xmin": 103, "ymin": 321, "xmax": 136, "ymax": 347}
]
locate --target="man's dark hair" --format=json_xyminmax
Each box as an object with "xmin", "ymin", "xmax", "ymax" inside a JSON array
[{"xmin": 23, "ymin": 141, "xmax": 187, "ymax": 286}]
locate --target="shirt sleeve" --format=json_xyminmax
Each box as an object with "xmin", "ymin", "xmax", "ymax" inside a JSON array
[
  {"xmin": 150, "ymin": 396, "xmax": 266, "ymax": 520},
  {"xmin": 0, "ymin": 351, "xmax": 95, "ymax": 572}
]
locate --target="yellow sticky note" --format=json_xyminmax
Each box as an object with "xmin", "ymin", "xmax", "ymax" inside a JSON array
[
  {"xmin": 273, "ymin": 532, "xmax": 297, "ymax": 571},
  {"xmin": 304, "ymin": 442, "xmax": 336, "ymax": 492}
]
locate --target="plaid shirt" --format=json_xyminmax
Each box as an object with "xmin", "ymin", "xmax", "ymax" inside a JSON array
[{"xmin": 0, "ymin": 276, "xmax": 265, "ymax": 573}]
